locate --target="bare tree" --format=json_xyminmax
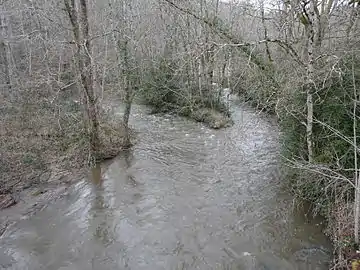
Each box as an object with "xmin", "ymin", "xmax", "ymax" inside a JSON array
[
  {"xmin": 2, "ymin": 2, "xmax": 360, "ymax": 265},
  {"xmin": 303, "ymin": 0, "xmax": 316, "ymax": 163},
  {"xmin": 0, "ymin": 10, "xmax": 12, "ymax": 89},
  {"xmin": 64, "ymin": 0, "xmax": 100, "ymax": 161},
  {"xmin": 352, "ymin": 54, "xmax": 360, "ymax": 244}
]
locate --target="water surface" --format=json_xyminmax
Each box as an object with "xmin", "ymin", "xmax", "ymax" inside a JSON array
[{"xmin": 0, "ymin": 101, "xmax": 331, "ymax": 270}]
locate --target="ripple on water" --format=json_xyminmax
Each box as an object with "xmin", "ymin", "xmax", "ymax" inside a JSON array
[{"xmin": 0, "ymin": 104, "xmax": 331, "ymax": 270}]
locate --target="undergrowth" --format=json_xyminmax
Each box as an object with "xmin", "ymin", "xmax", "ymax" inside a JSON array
[
  {"xmin": 234, "ymin": 54, "xmax": 360, "ymax": 268},
  {"xmin": 0, "ymin": 86, "xmax": 132, "ymax": 197},
  {"xmin": 138, "ymin": 58, "xmax": 233, "ymax": 129}
]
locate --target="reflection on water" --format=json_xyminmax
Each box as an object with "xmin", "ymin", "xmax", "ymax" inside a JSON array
[
  {"xmin": 0, "ymin": 102, "xmax": 332, "ymax": 270},
  {"xmin": 91, "ymin": 164, "xmax": 103, "ymax": 187}
]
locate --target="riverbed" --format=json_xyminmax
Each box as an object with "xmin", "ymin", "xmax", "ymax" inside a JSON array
[{"xmin": 0, "ymin": 101, "xmax": 331, "ymax": 269}]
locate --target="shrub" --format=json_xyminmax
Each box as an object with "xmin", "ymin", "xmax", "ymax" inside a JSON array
[{"xmin": 138, "ymin": 56, "xmax": 232, "ymax": 128}]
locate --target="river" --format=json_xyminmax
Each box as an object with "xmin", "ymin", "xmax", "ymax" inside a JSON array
[{"xmin": 0, "ymin": 100, "xmax": 332, "ymax": 269}]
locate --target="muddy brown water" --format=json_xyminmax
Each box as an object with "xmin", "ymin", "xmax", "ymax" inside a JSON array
[{"xmin": 0, "ymin": 102, "xmax": 332, "ymax": 270}]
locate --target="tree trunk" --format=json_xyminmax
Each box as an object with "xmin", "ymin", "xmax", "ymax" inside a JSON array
[
  {"xmin": 305, "ymin": 0, "xmax": 315, "ymax": 163},
  {"xmin": 259, "ymin": 0, "xmax": 272, "ymax": 63},
  {"xmin": 346, "ymin": 2, "xmax": 360, "ymax": 43},
  {"xmin": 64, "ymin": 0, "xmax": 100, "ymax": 161},
  {"xmin": 121, "ymin": 38, "xmax": 133, "ymax": 148},
  {"xmin": 0, "ymin": 12, "xmax": 12, "ymax": 89},
  {"xmin": 79, "ymin": 0, "xmax": 100, "ymax": 160},
  {"xmin": 352, "ymin": 56, "xmax": 360, "ymax": 244},
  {"xmin": 355, "ymin": 170, "xmax": 360, "ymax": 244},
  {"xmin": 112, "ymin": 0, "xmax": 134, "ymax": 148},
  {"xmin": 0, "ymin": 40, "xmax": 11, "ymax": 89},
  {"xmin": 25, "ymin": 0, "xmax": 53, "ymax": 93}
]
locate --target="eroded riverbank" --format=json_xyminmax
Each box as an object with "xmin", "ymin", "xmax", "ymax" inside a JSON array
[{"xmin": 0, "ymin": 102, "xmax": 331, "ymax": 269}]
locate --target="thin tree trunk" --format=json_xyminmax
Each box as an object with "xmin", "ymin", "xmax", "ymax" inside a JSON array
[
  {"xmin": 259, "ymin": 0, "xmax": 272, "ymax": 63},
  {"xmin": 346, "ymin": 2, "xmax": 360, "ymax": 43},
  {"xmin": 121, "ymin": 38, "xmax": 133, "ymax": 147},
  {"xmin": 64, "ymin": 0, "xmax": 87, "ymax": 125},
  {"xmin": 25, "ymin": 0, "xmax": 53, "ymax": 93},
  {"xmin": 0, "ymin": 40, "xmax": 11, "ymax": 89},
  {"xmin": 0, "ymin": 12, "xmax": 12, "ymax": 89},
  {"xmin": 221, "ymin": 48, "xmax": 229, "ymax": 86},
  {"xmin": 283, "ymin": 1, "xmax": 294, "ymax": 41},
  {"xmin": 305, "ymin": 0, "xmax": 315, "ymax": 163},
  {"xmin": 199, "ymin": 0, "xmax": 206, "ymax": 94},
  {"xmin": 352, "ymin": 56, "xmax": 360, "ymax": 244},
  {"xmin": 163, "ymin": 0, "xmax": 279, "ymax": 87},
  {"xmin": 79, "ymin": 0, "xmax": 100, "ymax": 159},
  {"xmin": 64, "ymin": 0, "xmax": 100, "ymax": 160},
  {"xmin": 100, "ymin": 34, "xmax": 108, "ymax": 103},
  {"xmin": 207, "ymin": 0, "xmax": 219, "ymax": 86}
]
